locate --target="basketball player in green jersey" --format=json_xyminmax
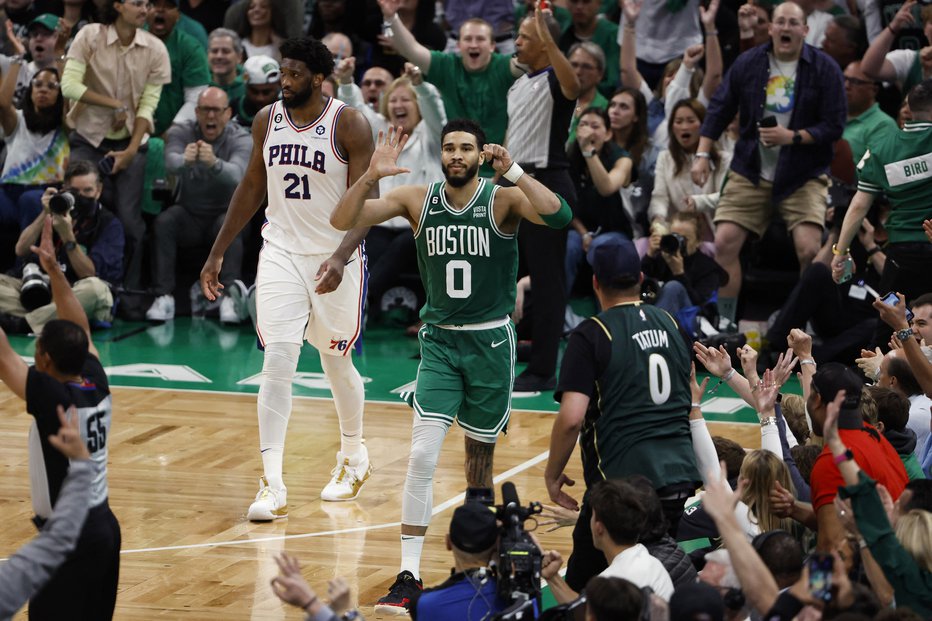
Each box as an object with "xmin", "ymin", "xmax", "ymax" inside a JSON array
[{"xmin": 332, "ymin": 118, "xmax": 572, "ymax": 613}]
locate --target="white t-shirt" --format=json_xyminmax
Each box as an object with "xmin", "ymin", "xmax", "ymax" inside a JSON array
[
  {"xmin": 759, "ymin": 55, "xmax": 798, "ymax": 182},
  {"xmin": 600, "ymin": 543, "xmax": 675, "ymax": 601},
  {"xmin": 907, "ymin": 393, "xmax": 931, "ymax": 458},
  {"xmin": 805, "ymin": 10, "xmax": 832, "ymax": 48},
  {"xmin": 0, "ymin": 109, "xmax": 69, "ymax": 185}
]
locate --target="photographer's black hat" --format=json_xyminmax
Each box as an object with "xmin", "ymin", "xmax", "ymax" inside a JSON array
[{"xmin": 449, "ymin": 501, "xmax": 498, "ymax": 553}]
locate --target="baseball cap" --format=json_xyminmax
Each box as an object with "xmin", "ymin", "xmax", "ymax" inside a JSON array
[
  {"xmin": 586, "ymin": 232, "xmax": 641, "ymax": 288},
  {"xmin": 811, "ymin": 362, "xmax": 863, "ymax": 412},
  {"xmin": 449, "ymin": 501, "xmax": 498, "ymax": 553},
  {"xmin": 243, "ymin": 55, "xmax": 281, "ymax": 85},
  {"xmin": 669, "ymin": 581, "xmax": 725, "ymax": 621},
  {"xmin": 28, "ymin": 14, "xmax": 59, "ymax": 33}
]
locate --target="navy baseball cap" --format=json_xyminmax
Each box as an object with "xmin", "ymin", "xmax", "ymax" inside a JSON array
[
  {"xmin": 586, "ymin": 232, "xmax": 641, "ymax": 288},
  {"xmin": 449, "ymin": 501, "xmax": 498, "ymax": 553}
]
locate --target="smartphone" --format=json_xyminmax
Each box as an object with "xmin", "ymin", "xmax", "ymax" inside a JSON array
[
  {"xmin": 838, "ymin": 257, "xmax": 854, "ymax": 283},
  {"xmin": 758, "ymin": 115, "xmax": 778, "ymax": 128},
  {"xmin": 881, "ymin": 291, "xmax": 915, "ymax": 323},
  {"xmin": 808, "ymin": 553, "xmax": 833, "ymax": 603},
  {"xmin": 98, "ymin": 156, "xmax": 115, "ymax": 176}
]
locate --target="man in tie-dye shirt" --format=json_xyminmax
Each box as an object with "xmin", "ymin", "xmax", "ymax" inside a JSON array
[{"xmin": 690, "ymin": 1, "xmax": 845, "ymax": 328}]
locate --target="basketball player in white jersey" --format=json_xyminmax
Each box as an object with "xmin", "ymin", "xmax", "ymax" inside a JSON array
[{"xmin": 201, "ymin": 37, "xmax": 376, "ymax": 520}]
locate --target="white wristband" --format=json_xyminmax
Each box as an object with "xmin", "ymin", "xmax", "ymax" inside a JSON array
[{"xmin": 502, "ymin": 162, "xmax": 524, "ymax": 184}]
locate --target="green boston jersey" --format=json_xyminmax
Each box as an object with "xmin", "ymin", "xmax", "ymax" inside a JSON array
[
  {"xmin": 414, "ymin": 179, "xmax": 517, "ymax": 326},
  {"xmin": 581, "ymin": 303, "xmax": 698, "ymax": 491},
  {"xmin": 856, "ymin": 121, "xmax": 932, "ymax": 244}
]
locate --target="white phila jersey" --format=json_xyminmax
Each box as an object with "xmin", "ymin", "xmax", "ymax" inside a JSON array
[{"xmin": 262, "ymin": 97, "xmax": 350, "ymax": 255}]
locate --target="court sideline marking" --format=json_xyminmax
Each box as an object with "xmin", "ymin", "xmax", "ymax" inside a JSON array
[{"xmin": 0, "ymin": 450, "xmax": 551, "ymax": 561}]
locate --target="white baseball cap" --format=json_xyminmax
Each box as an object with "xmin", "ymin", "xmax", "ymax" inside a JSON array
[{"xmin": 243, "ymin": 55, "xmax": 281, "ymax": 85}]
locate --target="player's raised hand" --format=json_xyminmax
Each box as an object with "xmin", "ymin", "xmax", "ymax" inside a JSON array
[
  {"xmin": 29, "ymin": 216, "xmax": 61, "ymax": 277},
  {"xmin": 482, "ymin": 143, "xmax": 514, "ymax": 175},
  {"xmin": 923, "ymin": 219, "xmax": 932, "ymax": 244},
  {"xmin": 368, "ymin": 126, "xmax": 410, "ymax": 179}
]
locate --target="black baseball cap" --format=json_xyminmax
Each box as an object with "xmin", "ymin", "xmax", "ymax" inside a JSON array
[
  {"xmin": 449, "ymin": 501, "xmax": 498, "ymax": 553},
  {"xmin": 586, "ymin": 232, "xmax": 641, "ymax": 289}
]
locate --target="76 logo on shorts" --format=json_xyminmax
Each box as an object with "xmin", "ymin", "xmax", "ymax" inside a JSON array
[{"xmin": 329, "ymin": 338, "xmax": 349, "ymax": 351}]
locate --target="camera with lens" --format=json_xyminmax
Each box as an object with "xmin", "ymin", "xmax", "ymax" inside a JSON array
[
  {"xmin": 48, "ymin": 190, "xmax": 75, "ymax": 216},
  {"xmin": 491, "ymin": 482, "xmax": 543, "ymax": 620},
  {"xmin": 660, "ymin": 232, "xmax": 687, "ymax": 255},
  {"xmin": 20, "ymin": 262, "xmax": 51, "ymax": 311}
]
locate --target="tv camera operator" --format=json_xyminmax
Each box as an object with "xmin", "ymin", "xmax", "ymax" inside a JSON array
[
  {"xmin": 0, "ymin": 159, "xmax": 123, "ymax": 335},
  {"xmin": 411, "ymin": 482, "xmax": 543, "ymax": 621}
]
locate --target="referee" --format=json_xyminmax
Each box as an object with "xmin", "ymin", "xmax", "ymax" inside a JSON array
[
  {"xmin": 0, "ymin": 218, "xmax": 120, "ymax": 620},
  {"xmin": 832, "ymin": 79, "xmax": 932, "ymax": 310}
]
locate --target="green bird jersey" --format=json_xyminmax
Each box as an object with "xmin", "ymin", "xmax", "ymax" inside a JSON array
[
  {"xmin": 414, "ymin": 179, "xmax": 518, "ymax": 326},
  {"xmin": 856, "ymin": 121, "xmax": 932, "ymax": 244}
]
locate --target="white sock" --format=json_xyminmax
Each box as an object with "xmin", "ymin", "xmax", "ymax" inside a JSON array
[
  {"xmin": 257, "ymin": 342, "xmax": 300, "ymax": 490},
  {"xmin": 319, "ymin": 353, "xmax": 364, "ymax": 458},
  {"xmin": 400, "ymin": 535, "xmax": 425, "ymax": 579}
]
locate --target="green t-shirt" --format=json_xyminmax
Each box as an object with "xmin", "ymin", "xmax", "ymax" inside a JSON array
[
  {"xmin": 414, "ymin": 179, "xmax": 518, "ymax": 325},
  {"xmin": 514, "ymin": 4, "xmax": 572, "ymax": 33},
  {"xmin": 856, "ymin": 121, "xmax": 932, "ymax": 243},
  {"xmin": 153, "ymin": 27, "xmax": 211, "ymax": 135},
  {"xmin": 567, "ymin": 90, "xmax": 608, "ymax": 146},
  {"xmin": 177, "ymin": 13, "xmax": 208, "ymax": 51},
  {"xmin": 426, "ymin": 51, "xmax": 516, "ymax": 177},
  {"xmin": 210, "ymin": 65, "xmax": 246, "ymax": 107},
  {"xmin": 843, "ymin": 103, "xmax": 898, "ymax": 165},
  {"xmin": 558, "ymin": 19, "xmax": 620, "ymax": 97}
]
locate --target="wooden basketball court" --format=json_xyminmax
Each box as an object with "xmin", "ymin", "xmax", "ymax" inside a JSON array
[{"xmin": 0, "ymin": 382, "xmax": 761, "ymax": 620}]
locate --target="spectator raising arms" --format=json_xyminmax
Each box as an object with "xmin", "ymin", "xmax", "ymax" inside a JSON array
[{"xmin": 0, "ymin": 58, "xmax": 69, "ymax": 233}]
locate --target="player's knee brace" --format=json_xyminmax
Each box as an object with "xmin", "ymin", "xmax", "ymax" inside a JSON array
[
  {"xmin": 401, "ymin": 420, "xmax": 448, "ymax": 526},
  {"xmin": 257, "ymin": 342, "xmax": 300, "ymax": 448}
]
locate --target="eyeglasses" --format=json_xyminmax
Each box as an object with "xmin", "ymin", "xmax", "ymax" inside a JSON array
[
  {"xmin": 122, "ymin": 0, "xmax": 154, "ymax": 9},
  {"xmin": 570, "ymin": 61, "xmax": 598, "ymax": 72},
  {"xmin": 361, "ymin": 79, "xmax": 387, "ymax": 88},
  {"xmin": 196, "ymin": 105, "xmax": 228, "ymax": 115},
  {"xmin": 31, "ymin": 79, "xmax": 60, "ymax": 90},
  {"xmin": 844, "ymin": 76, "xmax": 875, "ymax": 86}
]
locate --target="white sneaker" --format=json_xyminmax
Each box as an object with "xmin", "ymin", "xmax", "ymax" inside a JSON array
[
  {"xmin": 246, "ymin": 283, "xmax": 257, "ymax": 329},
  {"xmin": 229, "ymin": 279, "xmax": 250, "ymax": 319},
  {"xmin": 219, "ymin": 296, "xmax": 240, "ymax": 324},
  {"xmin": 146, "ymin": 294, "xmax": 175, "ymax": 321},
  {"xmin": 321, "ymin": 446, "xmax": 371, "ymax": 502},
  {"xmin": 247, "ymin": 476, "xmax": 287, "ymax": 521}
]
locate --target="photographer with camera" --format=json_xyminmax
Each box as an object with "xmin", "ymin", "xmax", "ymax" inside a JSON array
[
  {"xmin": 0, "ymin": 160, "xmax": 123, "ymax": 335},
  {"xmin": 409, "ymin": 501, "xmax": 509, "ymax": 620},
  {"xmin": 641, "ymin": 211, "xmax": 727, "ymax": 323}
]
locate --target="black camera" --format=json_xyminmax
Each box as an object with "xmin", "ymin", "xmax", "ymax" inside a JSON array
[
  {"xmin": 660, "ymin": 232, "xmax": 687, "ymax": 255},
  {"xmin": 48, "ymin": 190, "xmax": 75, "ymax": 216},
  {"xmin": 20, "ymin": 263, "xmax": 51, "ymax": 310},
  {"xmin": 491, "ymin": 482, "xmax": 543, "ymax": 620}
]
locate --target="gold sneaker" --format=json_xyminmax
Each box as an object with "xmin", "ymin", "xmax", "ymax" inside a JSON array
[
  {"xmin": 321, "ymin": 446, "xmax": 371, "ymax": 501},
  {"xmin": 247, "ymin": 476, "xmax": 287, "ymax": 521}
]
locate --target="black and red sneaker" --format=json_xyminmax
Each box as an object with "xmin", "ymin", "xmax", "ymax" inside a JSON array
[{"xmin": 374, "ymin": 570, "xmax": 423, "ymax": 615}]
